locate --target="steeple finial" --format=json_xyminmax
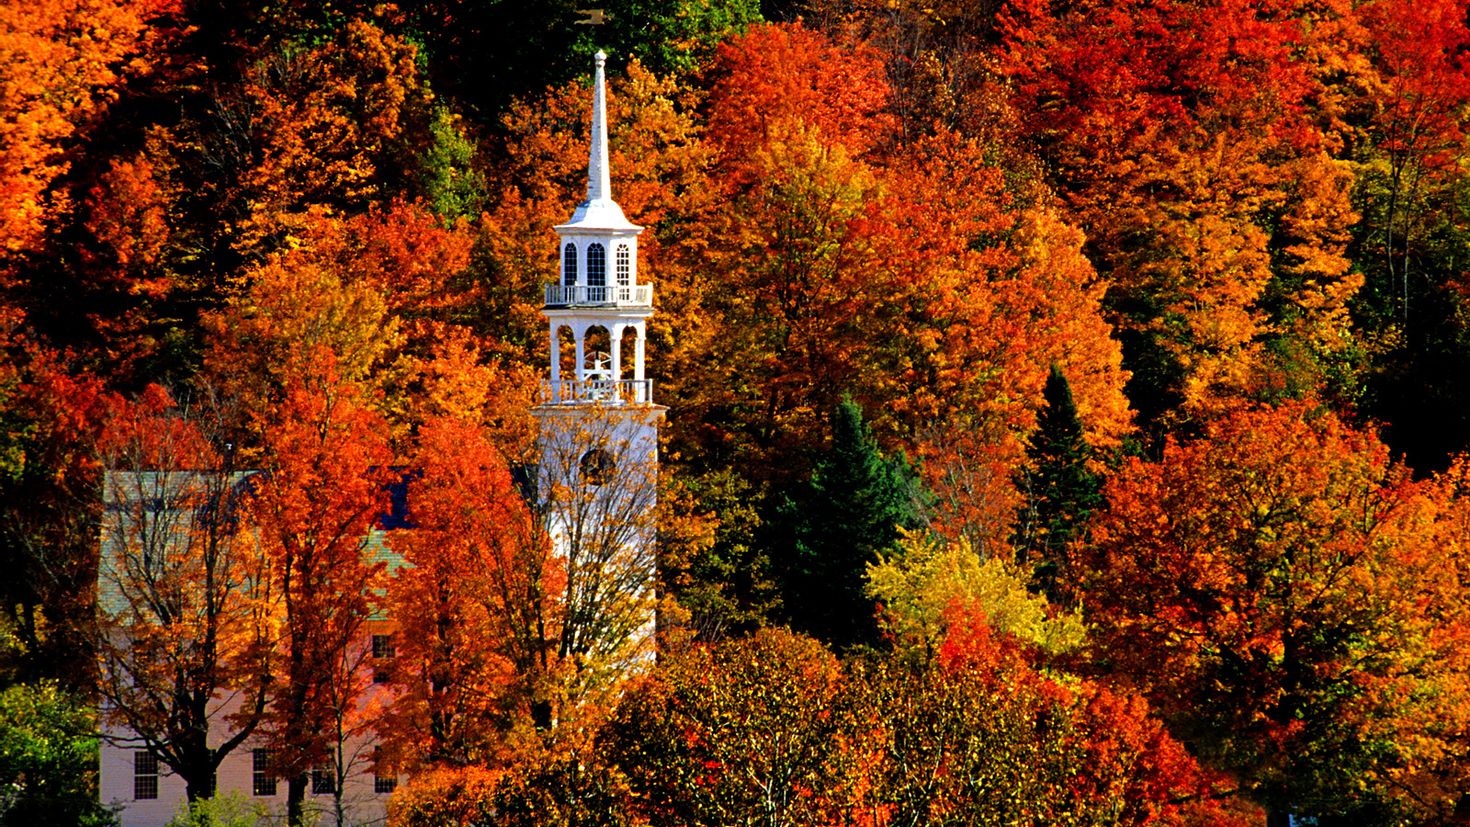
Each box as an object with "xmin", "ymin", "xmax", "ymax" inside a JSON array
[{"xmin": 588, "ymin": 50, "xmax": 612, "ymax": 203}]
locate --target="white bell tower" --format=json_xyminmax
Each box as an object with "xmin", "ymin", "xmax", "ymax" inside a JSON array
[
  {"xmin": 533, "ymin": 51, "xmax": 663, "ymax": 668},
  {"xmin": 543, "ymin": 50, "xmax": 653, "ymax": 402}
]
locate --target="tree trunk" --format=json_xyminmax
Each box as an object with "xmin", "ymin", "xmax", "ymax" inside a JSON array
[
  {"xmin": 287, "ymin": 772, "xmax": 308, "ymax": 827},
  {"xmin": 183, "ymin": 770, "xmax": 217, "ymax": 803},
  {"xmin": 181, "ymin": 707, "xmax": 216, "ymax": 803}
]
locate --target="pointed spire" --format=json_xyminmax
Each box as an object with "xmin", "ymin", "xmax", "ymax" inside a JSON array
[
  {"xmin": 588, "ymin": 50, "xmax": 612, "ymax": 203},
  {"xmin": 557, "ymin": 50, "xmax": 640, "ymax": 232}
]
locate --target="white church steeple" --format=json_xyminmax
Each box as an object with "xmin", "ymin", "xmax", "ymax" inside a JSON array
[
  {"xmin": 543, "ymin": 50, "xmax": 654, "ymax": 406},
  {"xmin": 559, "ymin": 51, "xmax": 640, "ymax": 233},
  {"xmin": 532, "ymin": 51, "xmax": 663, "ymax": 674}
]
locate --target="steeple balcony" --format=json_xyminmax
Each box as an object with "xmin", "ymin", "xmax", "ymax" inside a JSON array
[
  {"xmin": 540, "ymin": 378, "xmax": 655, "ymax": 405},
  {"xmin": 544, "ymin": 282, "xmax": 653, "ymax": 308}
]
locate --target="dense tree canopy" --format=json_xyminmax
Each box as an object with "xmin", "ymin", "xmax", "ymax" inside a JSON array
[
  {"xmin": 0, "ymin": 681, "xmax": 116, "ymax": 827},
  {"xmin": 5, "ymin": 0, "xmax": 1470, "ymax": 823},
  {"xmin": 1081, "ymin": 402, "xmax": 1470, "ymax": 822}
]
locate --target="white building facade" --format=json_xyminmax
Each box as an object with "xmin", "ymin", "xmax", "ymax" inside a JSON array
[
  {"xmin": 96, "ymin": 470, "xmax": 403, "ymax": 827},
  {"xmin": 99, "ymin": 721, "xmax": 397, "ymax": 827}
]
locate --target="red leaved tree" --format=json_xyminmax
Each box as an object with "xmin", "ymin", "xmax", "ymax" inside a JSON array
[
  {"xmin": 1079, "ymin": 401, "xmax": 1470, "ymax": 821},
  {"xmin": 248, "ymin": 351, "xmax": 393, "ymax": 827},
  {"xmin": 0, "ymin": 328, "xmax": 112, "ymax": 686},
  {"xmin": 998, "ymin": 0, "xmax": 1357, "ymax": 418},
  {"xmin": 380, "ymin": 414, "xmax": 541, "ymax": 771}
]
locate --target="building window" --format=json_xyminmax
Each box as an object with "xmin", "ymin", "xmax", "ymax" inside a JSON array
[
  {"xmin": 563, "ymin": 243, "xmax": 577, "ymax": 286},
  {"xmin": 372, "ymin": 746, "xmax": 397, "ymax": 794},
  {"xmin": 580, "ymin": 449, "xmax": 616, "ymax": 486},
  {"xmin": 133, "ymin": 751, "xmax": 159, "ymax": 800},
  {"xmin": 372, "ymin": 634, "xmax": 395, "ymax": 659},
  {"xmin": 587, "ymin": 243, "xmax": 606, "ymax": 287},
  {"xmin": 615, "ymin": 243, "xmax": 630, "ymax": 286},
  {"xmin": 373, "ymin": 669, "xmax": 391, "ymax": 684},
  {"xmin": 252, "ymin": 748, "xmax": 276, "ymax": 796},
  {"xmin": 312, "ymin": 764, "xmax": 334, "ymax": 795}
]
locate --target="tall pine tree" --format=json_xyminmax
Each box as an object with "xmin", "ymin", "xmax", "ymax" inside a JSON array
[
  {"xmin": 784, "ymin": 397, "xmax": 926, "ymax": 648},
  {"xmin": 1017, "ymin": 366, "xmax": 1102, "ymax": 604}
]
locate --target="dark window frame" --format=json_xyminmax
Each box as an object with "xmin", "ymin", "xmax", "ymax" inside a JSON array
[
  {"xmin": 587, "ymin": 243, "xmax": 607, "ymax": 287},
  {"xmin": 252, "ymin": 748, "xmax": 277, "ymax": 797},
  {"xmin": 133, "ymin": 751, "xmax": 159, "ymax": 800},
  {"xmin": 312, "ymin": 764, "xmax": 334, "ymax": 795},
  {"xmin": 371, "ymin": 634, "xmax": 395, "ymax": 659},
  {"xmin": 563, "ymin": 243, "xmax": 578, "ymax": 286}
]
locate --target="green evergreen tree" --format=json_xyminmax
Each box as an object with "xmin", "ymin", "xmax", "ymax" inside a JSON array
[
  {"xmin": 407, "ymin": 0, "xmax": 761, "ymax": 121},
  {"xmin": 1017, "ymin": 365, "xmax": 1102, "ymax": 604},
  {"xmin": 785, "ymin": 397, "xmax": 926, "ymax": 649},
  {"xmin": 418, "ymin": 106, "xmax": 487, "ymax": 223},
  {"xmin": 576, "ymin": 0, "xmax": 763, "ymax": 76}
]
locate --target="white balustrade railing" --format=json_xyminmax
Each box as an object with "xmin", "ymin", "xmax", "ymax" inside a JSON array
[
  {"xmin": 544, "ymin": 283, "xmax": 653, "ymax": 307},
  {"xmin": 541, "ymin": 379, "xmax": 654, "ymax": 405}
]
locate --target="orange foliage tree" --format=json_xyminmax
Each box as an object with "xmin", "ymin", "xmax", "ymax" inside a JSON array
[
  {"xmin": 380, "ymin": 415, "xmax": 543, "ymax": 771},
  {"xmin": 74, "ymin": 154, "xmax": 179, "ymax": 374},
  {"xmin": 999, "ymin": 0, "xmax": 1358, "ymax": 420},
  {"xmin": 1080, "ymin": 402, "xmax": 1470, "ymax": 821},
  {"xmin": 201, "ymin": 200, "xmax": 474, "ymax": 443},
  {"xmin": 228, "ymin": 18, "xmax": 433, "ymax": 261},
  {"xmin": 96, "ymin": 385, "xmax": 273, "ymax": 803},
  {"xmin": 384, "ymin": 391, "xmax": 658, "ymax": 775},
  {"xmin": 394, "ymin": 327, "xmax": 539, "ymax": 464},
  {"xmin": 694, "ymin": 24, "xmax": 1129, "ymax": 476},
  {"xmin": 247, "ymin": 352, "xmax": 393, "ymax": 827},
  {"xmin": 0, "ymin": 0, "xmax": 177, "ymax": 263},
  {"xmin": 704, "ymin": 22, "xmax": 896, "ymax": 167}
]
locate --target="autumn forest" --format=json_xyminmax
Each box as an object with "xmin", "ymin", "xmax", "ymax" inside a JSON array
[{"xmin": 4, "ymin": 0, "xmax": 1470, "ymax": 825}]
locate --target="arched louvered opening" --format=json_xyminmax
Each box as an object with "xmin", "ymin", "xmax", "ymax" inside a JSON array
[
  {"xmin": 563, "ymin": 243, "xmax": 578, "ymax": 286},
  {"xmin": 587, "ymin": 242, "xmax": 607, "ymax": 288},
  {"xmin": 583, "ymin": 325, "xmax": 611, "ymax": 379}
]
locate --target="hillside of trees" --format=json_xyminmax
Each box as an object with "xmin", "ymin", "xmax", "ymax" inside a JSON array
[{"xmin": 5, "ymin": 0, "xmax": 1470, "ymax": 824}]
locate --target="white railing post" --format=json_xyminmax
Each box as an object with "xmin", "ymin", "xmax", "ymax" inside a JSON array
[
  {"xmin": 540, "ymin": 379, "xmax": 654, "ymax": 406},
  {"xmin": 544, "ymin": 283, "xmax": 654, "ymax": 307}
]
